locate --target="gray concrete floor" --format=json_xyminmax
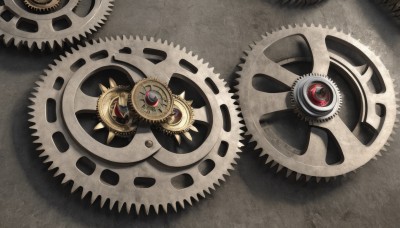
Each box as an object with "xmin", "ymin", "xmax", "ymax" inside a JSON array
[{"xmin": 1, "ymin": 0, "xmax": 400, "ymax": 227}]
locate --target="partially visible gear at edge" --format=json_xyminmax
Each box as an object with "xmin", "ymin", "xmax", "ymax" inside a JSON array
[
  {"xmin": 236, "ymin": 24, "xmax": 398, "ymax": 182},
  {"xmin": 0, "ymin": 0, "xmax": 114, "ymax": 51}
]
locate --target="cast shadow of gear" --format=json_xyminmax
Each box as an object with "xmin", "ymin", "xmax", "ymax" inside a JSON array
[{"xmin": 11, "ymin": 90, "xmax": 208, "ymax": 226}]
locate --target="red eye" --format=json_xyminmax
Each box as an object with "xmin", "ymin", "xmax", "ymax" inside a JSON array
[{"xmin": 307, "ymin": 82, "xmax": 332, "ymax": 107}]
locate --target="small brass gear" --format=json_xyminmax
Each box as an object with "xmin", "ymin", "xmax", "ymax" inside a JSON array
[
  {"xmin": 160, "ymin": 92, "xmax": 198, "ymax": 144},
  {"xmin": 23, "ymin": 0, "xmax": 61, "ymax": 12},
  {"xmin": 130, "ymin": 78, "xmax": 174, "ymax": 123},
  {"xmin": 95, "ymin": 78, "xmax": 137, "ymax": 144}
]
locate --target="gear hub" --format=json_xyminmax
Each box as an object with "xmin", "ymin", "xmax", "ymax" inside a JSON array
[
  {"xmin": 292, "ymin": 74, "xmax": 341, "ymax": 122},
  {"xmin": 130, "ymin": 78, "xmax": 174, "ymax": 123}
]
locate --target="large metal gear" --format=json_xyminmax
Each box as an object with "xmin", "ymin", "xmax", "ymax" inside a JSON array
[
  {"xmin": 28, "ymin": 36, "xmax": 243, "ymax": 214},
  {"xmin": 236, "ymin": 24, "xmax": 398, "ymax": 182},
  {"xmin": 281, "ymin": 0, "xmax": 325, "ymax": 6},
  {"xmin": 0, "ymin": 0, "xmax": 114, "ymax": 51}
]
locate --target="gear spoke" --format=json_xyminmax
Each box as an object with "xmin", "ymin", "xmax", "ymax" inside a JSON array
[
  {"xmin": 316, "ymin": 117, "xmax": 365, "ymax": 162},
  {"xmin": 256, "ymin": 55, "xmax": 299, "ymax": 87},
  {"xmin": 297, "ymin": 128, "xmax": 328, "ymax": 166},
  {"xmin": 74, "ymin": 90, "xmax": 98, "ymax": 113},
  {"xmin": 193, "ymin": 106, "xmax": 209, "ymax": 124},
  {"xmin": 303, "ymin": 32, "xmax": 330, "ymax": 75},
  {"xmin": 250, "ymin": 90, "xmax": 291, "ymax": 117}
]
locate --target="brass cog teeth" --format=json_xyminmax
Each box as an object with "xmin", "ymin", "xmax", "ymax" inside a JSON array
[
  {"xmin": 129, "ymin": 78, "xmax": 174, "ymax": 123},
  {"xmin": 23, "ymin": 0, "xmax": 61, "ymax": 12}
]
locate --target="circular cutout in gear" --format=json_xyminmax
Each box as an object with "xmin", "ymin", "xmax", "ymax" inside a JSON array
[
  {"xmin": 236, "ymin": 24, "xmax": 398, "ymax": 182},
  {"xmin": 29, "ymin": 36, "xmax": 243, "ymax": 214},
  {"xmin": 0, "ymin": 0, "xmax": 114, "ymax": 51}
]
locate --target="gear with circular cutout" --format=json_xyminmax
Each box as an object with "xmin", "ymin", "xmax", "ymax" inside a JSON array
[
  {"xmin": 23, "ymin": 0, "xmax": 61, "ymax": 12},
  {"xmin": 0, "ymin": 0, "xmax": 114, "ymax": 51},
  {"xmin": 130, "ymin": 78, "xmax": 174, "ymax": 124},
  {"xmin": 236, "ymin": 24, "xmax": 398, "ymax": 182},
  {"xmin": 29, "ymin": 36, "xmax": 243, "ymax": 214}
]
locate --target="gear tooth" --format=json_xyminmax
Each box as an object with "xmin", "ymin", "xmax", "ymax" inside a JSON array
[
  {"xmin": 265, "ymin": 156, "xmax": 273, "ymax": 164},
  {"xmin": 71, "ymin": 183, "xmax": 79, "ymax": 193},
  {"xmin": 100, "ymin": 196, "xmax": 107, "ymax": 208},
  {"xmin": 270, "ymin": 161, "xmax": 278, "ymax": 168},
  {"xmin": 372, "ymin": 156, "xmax": 378, "ymax": 160},
  {"xmin": 58, "ymin": 173, "xmax": 68, "ymax": 184},
  {"xmin": 161, "ymin": 203, "xmax": 168, "ymax": 214},
  {"xmin": 134, "ymin": 205, "xmax": 141, "ymax": 215},
  {"xmin": 126, "ymin": 203, "xmax": 132, "ymax": 214},
  {"xmin": 324, "ymin": 177, "xmax": 330, "ymax": 182},
  {"xmin": 171, "ymin": 202, "xmax": 178, "ymax": 212},
  {"xmin": 80, "ymin": 188, "xmax": 89, "ymax": 200},
  {"xmin": 305, "ymin": 175, "xmax": 311, "ymax": 182},
  {"xmin": 276, "ymin": 164, "xmax": 284, "ymax": 173},
  {"xmin": 90, "ymin": 194, "xmax": 97, "ymax": 205},
  {"xmin": 316, "ymin": 177, "xmax": 322, "ymax": 183},
  {"xmin": 295, "ymin": 173, "xmax": 302, "ymax": 181},
  {"xmin": 153, "ymin": 204, "xmax": 160, "ymax": 214}
]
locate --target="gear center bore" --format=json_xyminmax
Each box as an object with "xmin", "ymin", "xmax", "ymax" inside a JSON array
[
  {"xmin": 292, "ymin": 74, "xmax": 342, "ymax": 122},
  {"xmin": 145, "ymin": 90, "xmax": 160, "ymax": 107},
  {"xmin": 307, "ymin": 82, "xmax": 332, "ymax": 107}
]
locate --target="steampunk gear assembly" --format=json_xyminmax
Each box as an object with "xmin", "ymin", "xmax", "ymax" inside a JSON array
[
  {"xmin": 0, "ymin": 0, "xmax": 114, "ymax": 51},
  {"xmin": 29, "ymin": 37, "xmax": 243, "ymax": 214},
  {"xmin": 236, "ymin": 24, "xmax": 398, "ymax": 182}
]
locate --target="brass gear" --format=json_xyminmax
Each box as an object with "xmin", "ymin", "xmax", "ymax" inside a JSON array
[
  {"xmin": 96, "ymin": 80, "xmax": 137, "ymax": 144},
  {"xmin": 130, "ymin": 78, "xmax": 174, "ymax": 123},
  {"xmin": 23, "ymin": 0, "xmax": 61, "ymax": 12},
  {"xmin": 161, "ymin": 93, "xmax": 194, "ymax": 135}
]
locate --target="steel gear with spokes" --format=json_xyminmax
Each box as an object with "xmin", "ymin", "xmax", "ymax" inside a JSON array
[
  {"xmin": 29, "ymin": 36, "xmax": 242, "ymax": 214},
  {"xmin": 236, "ymin": 24, "xmax": 398, "ymax": 182},
  {"xmin": 0, "ymin": 0, "xmax": 114, "ymax": 51},
  {"xmin": 160, "ymin": 92, "xmax": 197, "ymax": 144}
]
